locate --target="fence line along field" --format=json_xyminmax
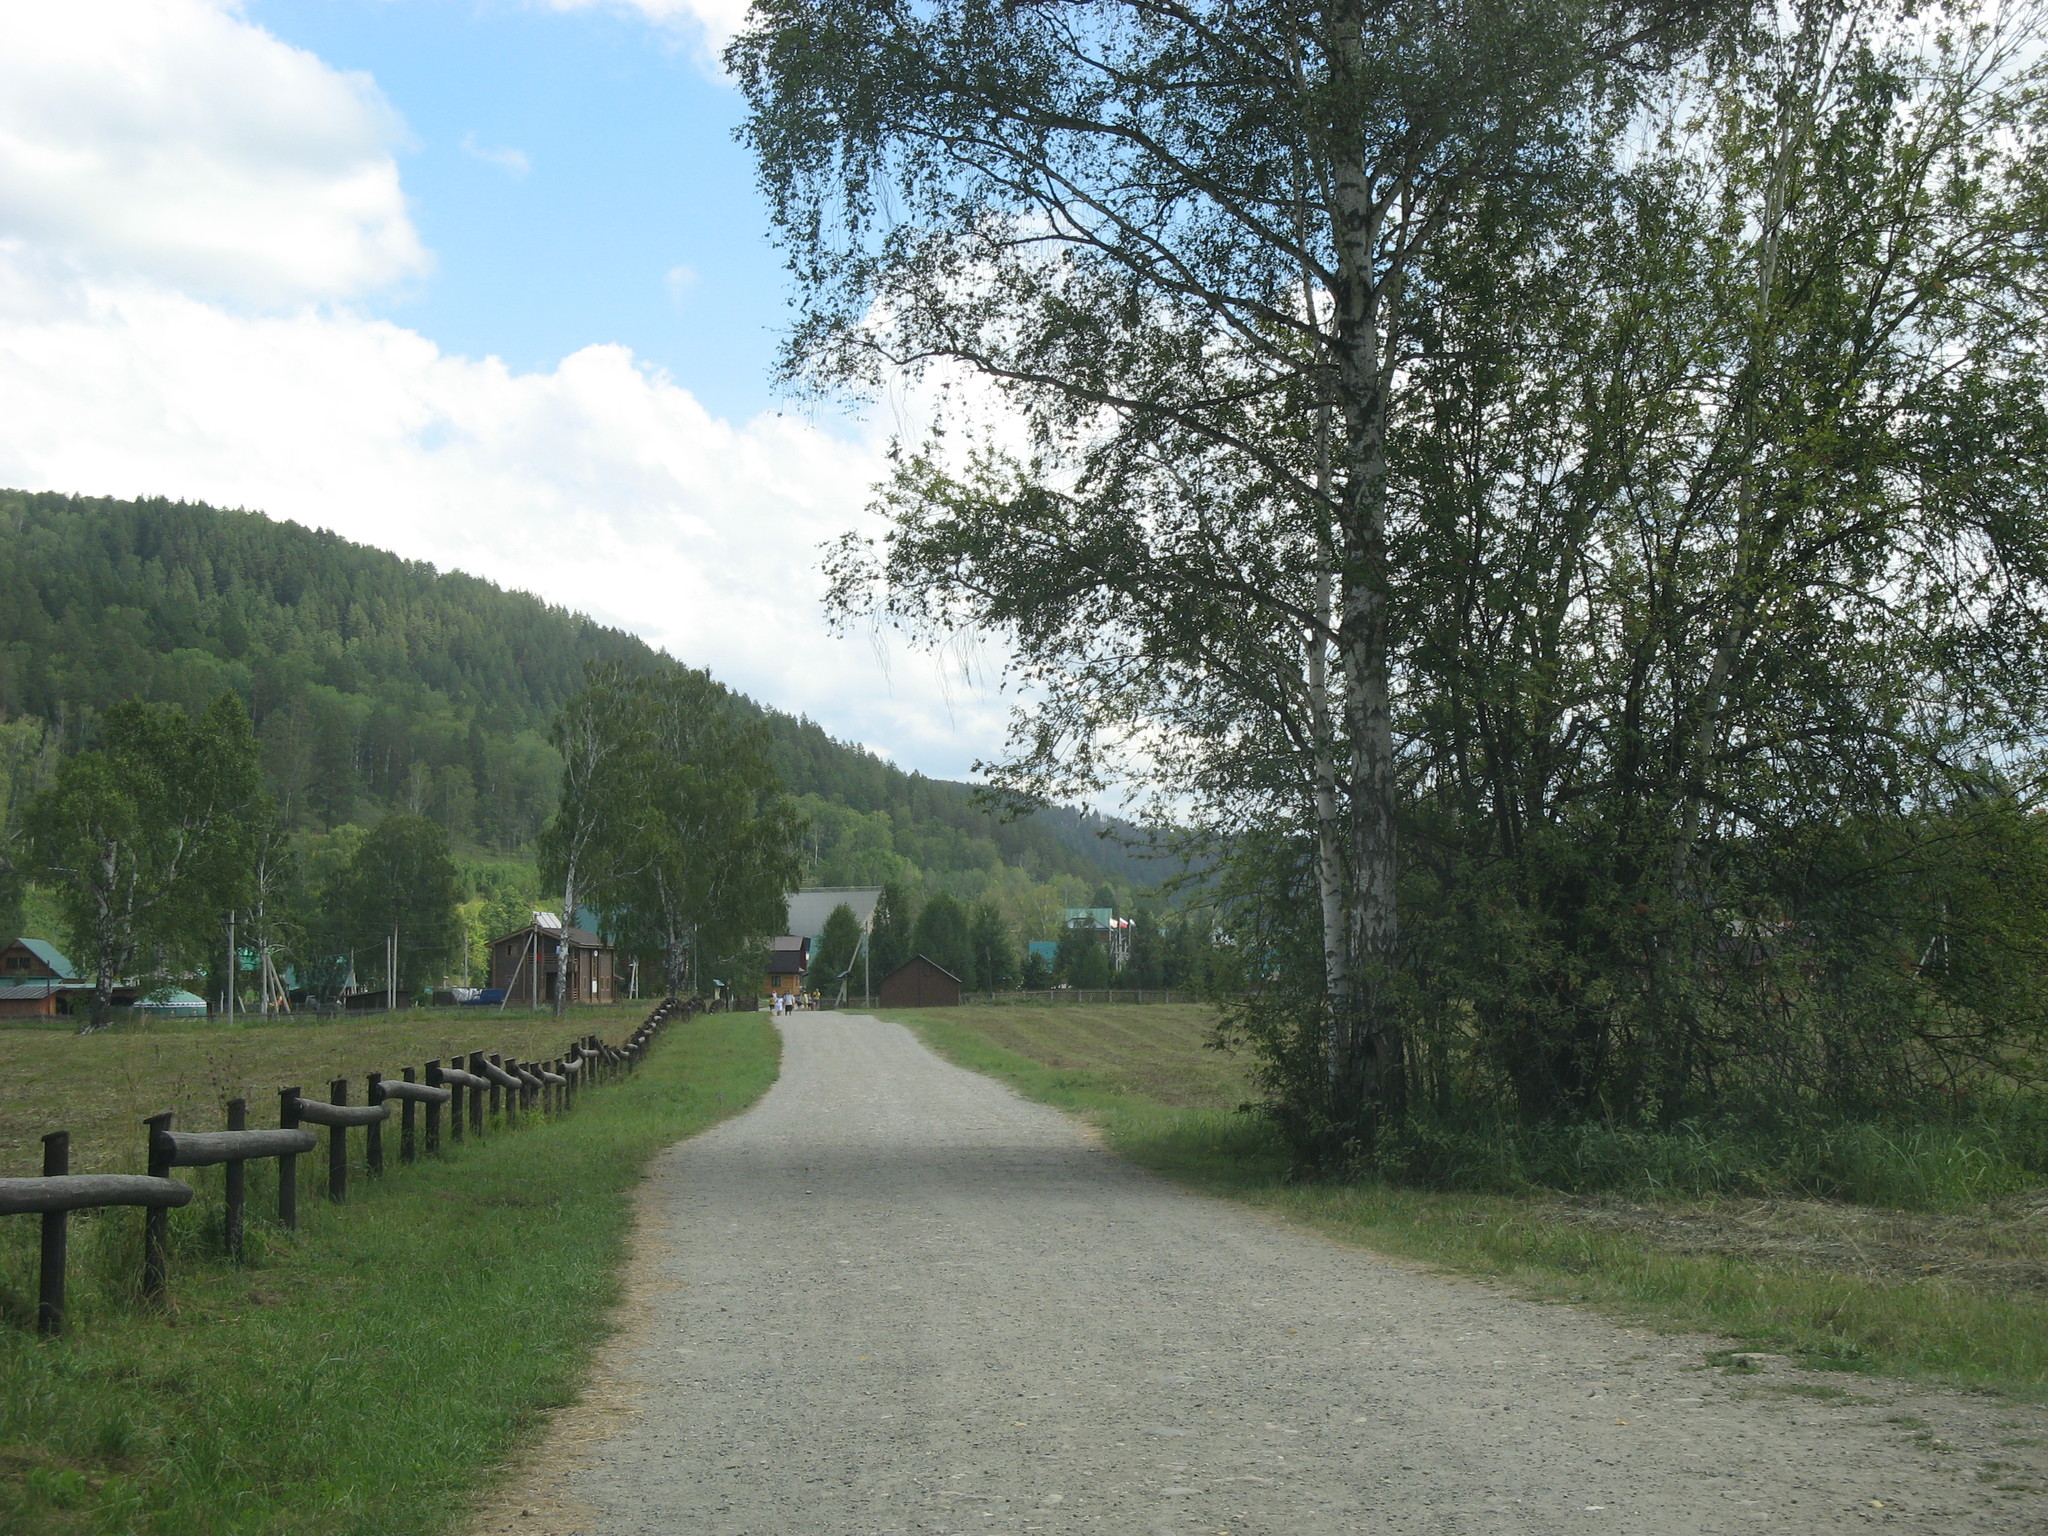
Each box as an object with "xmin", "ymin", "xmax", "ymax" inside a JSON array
[{"xmin": 0, "ymin": 1005, "xmax": 662, "ymax": 1178}]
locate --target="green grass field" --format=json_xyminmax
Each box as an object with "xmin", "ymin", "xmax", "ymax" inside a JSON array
[
  {"xmin": 882, "ymin": 1003, "xmax": 2048, "ymax": 1402},
  {"xmin": 0, "ymin": 1005, "xmax": 657, "ymax": 1179},
  {"xmin": 0, "ymin": 1007, "xmax": 780, "ymax": 1536}
]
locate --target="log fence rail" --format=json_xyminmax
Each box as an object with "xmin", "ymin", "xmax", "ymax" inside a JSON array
[{"xmin": 2, "ymin": 995, "xmax": 697, "ymax": 1335}]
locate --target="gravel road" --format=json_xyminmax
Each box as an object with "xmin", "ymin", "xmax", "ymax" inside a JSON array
[{"xmin": 479, "ymin": 1011, "xmax": 2048, "ymax": 1536}]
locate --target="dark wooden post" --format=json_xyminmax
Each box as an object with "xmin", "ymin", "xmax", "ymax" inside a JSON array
[
  {"xmin": 278, "ymin": 1087, "xmax": 301, "ymax": 1230},
  {"xmin": 37, "ymin": 1130, "xmax": 68, "ymax": 1336},
  {"xmin": 483, "ymin": 1053, "xmax": 503, "ymax": 1126},
  {"xmin": 143, "ymin": 1112, "xmax": 174, "ymax": 1303},
  {"xmin": 223, "ymin": 1098, "xmax": 248, "ymax": 1261},
  {"xmin": 469, "ymin": 1053, "xmax": 487, "ymax": 1137},
  {"xmin": 365, "ymin": 1073, "xmax": 385, "ymax": 1177},
  {"xmin": 327, "ymin": 1078, "xmax": 349, "ymax": 1202},
  {"xmin": 402, "ymin": 1067, "xmax": 421, "ymax": 1162},
  {"xmin": 425, "ymin": 1060, "xmax": 445, "ymax": 1151}
]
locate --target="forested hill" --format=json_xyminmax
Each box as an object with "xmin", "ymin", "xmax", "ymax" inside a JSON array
[{"xmin": 0, "ymin": 490, "xmax": 1146, "ymax": 892}]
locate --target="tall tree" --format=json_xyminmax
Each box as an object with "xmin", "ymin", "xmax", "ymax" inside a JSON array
[
  {"xmin": 736, "ymin": 0, "xmax": 1716, "ymax": 1154},
  {"xmin": 538, "ymin": 663, "xmax": 646, "ymax": 1016},
  {"xmin": 867, "ymin": 882, "xmax": 917, "ymax": 980},
  {"xmin": 912, "ymin": 892, "xmax": 974, "ymax": 981},
  {"xmin": 599, "ymin": 669, "xmax": 807, "ymax": 1000},
  {"xmin": 815, "ymin": 901, "xmax": 865, "ymax": 996},
  {"xmin": 968, "ymin": 900, "xmax": 1017, "ymax": 991},
  {"xmin": 25, "ymin": 695, "xmax": 259, "ymax": 1028},
  {"xmin": 329, "ymin": 813, "xmax": 463, "ymax": 998}
]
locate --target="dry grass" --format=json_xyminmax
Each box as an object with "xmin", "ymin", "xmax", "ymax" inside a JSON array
[
  {"xmin": 893, "ymin": 1003, "xmax": 1247, "ymax": 1109},
  {"xmin": 0, "ymin": 1005, "xmax": 655, "ymax": 1178},
  {"xmin": 887, "ymin": 1002, "xmax": 2048, "ymax": 1398}
]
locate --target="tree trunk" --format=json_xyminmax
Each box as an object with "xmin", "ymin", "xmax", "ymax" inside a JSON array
[
  {"xmin": 554, "ymin": 862, "xmax": 576, "ymax": 1019},
  {"xmin": 1323, "ymin": 6, "xmax": 1407, "ymax": 1148}
]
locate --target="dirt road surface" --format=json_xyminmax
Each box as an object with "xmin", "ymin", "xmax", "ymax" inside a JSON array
[{"xmin": 477, "ymin": 1012, "xmax": 2048, "ymax": 1535}]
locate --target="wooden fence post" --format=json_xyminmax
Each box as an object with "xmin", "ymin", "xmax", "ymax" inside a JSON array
[
  {"xmin": 495, "ymin": 1055, "xmax": 515, "ymax": 1127},
  {"xmin": 402, "ymin": 1067, "xmax": 421, "ymax": 1162},
  {"xmin": 37, "ymin": 1130, "xmax": 67, "ymax": 1336},
  {"xmin": 366, "ymin": 1073, "xmax": 385, "ymax": 1177},
  {"xmin": 223, "ymin": 1098, "xmax": 247, "ymax": 1261},
  {"xmin": 469, "ymin": 1053, "xmax": 487, "ymax": 1137},
  {"xmin": 439, "ymin": 1058, "xmax": 462, "ymax": 1145},
  {"xmin": 142, "ymin": 1112, "xmax": 174, "ymax": 1303},
  {"xmin": 327, "ymin": 1078, "xmax": 349, "ymax": 1202},
  {"xmin": 278, "ymin": 1088, "xmax": 300, "ymax": 1230},
  {"xmin": 426, "ymin": 1060, "xmax": 446, "ymax": 1150}
]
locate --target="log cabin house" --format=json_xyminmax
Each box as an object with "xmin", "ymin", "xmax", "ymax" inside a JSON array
[{"xmin": 488, "ymin": 914, "xmax": 618, "ymax": 1006}]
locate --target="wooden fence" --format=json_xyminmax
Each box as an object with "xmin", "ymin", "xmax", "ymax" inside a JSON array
[{"xmin": 0, "ymin": 996, "xmax": 700, "ymax": 1336}]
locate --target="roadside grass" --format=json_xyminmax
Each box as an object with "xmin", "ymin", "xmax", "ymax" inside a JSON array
[
  {"xmin": 0, "ymin": 1005, "xmax": 655, "ymax": 1177},
  {"xmin": 0, "ymin": 1009, "xmax": 780, "ymax": 1536},
  {"xmin": 883, "ymin": 1004, "xmax": 2048, "ymax": 1402}
]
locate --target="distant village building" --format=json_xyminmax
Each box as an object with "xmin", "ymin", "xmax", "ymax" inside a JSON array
[
  {"xmin": 781, "ymin": 886, "xmax": 885, "ymax": 998},
  {"xmin": 0, "ymin": 938, "xmax": 87, "ymax": 1019},
  {"xmin": 489, "ymin": 912, "xmax": 617, "ymax": 1006},
  {"xmin": 1061, "ymin": 907, "xmax": 1133, "ymax": 969},
  {"xmin": 766, "ymin": 935, "xmax": 809, "ymax": 1000},
  {"xmin": 876, "ymin": 953, "xmax": 963, "ymax": 1009}
]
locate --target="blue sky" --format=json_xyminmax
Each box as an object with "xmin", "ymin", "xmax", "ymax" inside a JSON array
[
  {"xmin": 0, "ymin": 0, "xmax": 1005, "ymax": 781},
  {"xmin": 250, "ymin": 0, "xmax": 792, "ymax": 423}
]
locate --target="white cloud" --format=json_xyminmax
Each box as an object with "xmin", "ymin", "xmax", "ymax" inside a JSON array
[
  {"xmin": 542, "ymin": 0, "xmax": 752, "ymax": 63},
  {"xmin": 0, "ymin": 260, "xmax": 1009, "ymax": 776},
  {"xmin": 664, "ymin": 263, "xmax": 699, "ymax": 308},
  {"xmin": 0, "ymin": 0, "xmax": 1013, "ymax": 778},
  {"xmin": 0, "ymin": 0, "xmax": 425, "ymax": 305},
  {"xmin": 460, "ymin": 133, "xmax": 531, "ymax": 178}
]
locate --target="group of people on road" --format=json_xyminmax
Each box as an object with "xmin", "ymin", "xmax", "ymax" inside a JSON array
[{"xmin": 770, "ymin": 991, "xmax": 818, "ymax": 1017}]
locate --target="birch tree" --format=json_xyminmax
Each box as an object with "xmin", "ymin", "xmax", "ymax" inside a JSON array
[
  {"xmin": 736, "ymin": 0, "xmax": 1713, "ymax": 1152},
  {"xmin": 25, "ymin": 695, "xmax": 259, "ymax": 1029}
]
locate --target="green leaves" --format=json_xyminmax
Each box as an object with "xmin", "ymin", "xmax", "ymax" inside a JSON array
[
  {"xmin": 544, "ymin": 666, "xmax": 807, "ymax": 999},
  {"xmin": 24, "ymin": 693, "xmax": 261, "ymax": 1024}
]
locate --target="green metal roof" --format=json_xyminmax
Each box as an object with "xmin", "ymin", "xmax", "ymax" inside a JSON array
[{"xmin": 13, "ymin": 939, "xmax": 77, "ymax": 979}]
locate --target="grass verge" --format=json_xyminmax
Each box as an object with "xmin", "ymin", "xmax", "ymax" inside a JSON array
[
  {"xmin": 0, "ymin": 1010, "xmax": 780, "ymax": 1536},
  {"xmin": 0, "ymin": 1005, "xmax": 662, "ymax": 1176},
  {"xmin": 883, "ymin": 1004, "xmax": 2048, "ymax": 1402}
]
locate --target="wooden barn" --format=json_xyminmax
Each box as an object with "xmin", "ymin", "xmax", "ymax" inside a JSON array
[
  {"xmin": 0, "ymin": 938, "xmax": 87, "ymax": 1019},
  {"xmin": 489, "ymin": 915, "xmax": 618, "ymax": 1006},
  {"xmin": 876, "ymin": 953, "xmax": 963, "ymax": 1009}
]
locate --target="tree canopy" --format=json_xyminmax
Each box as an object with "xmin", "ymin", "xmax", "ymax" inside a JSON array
[{"xmin": 740, "ymin": 0, "xmax": 2048, "ymax": 1154}]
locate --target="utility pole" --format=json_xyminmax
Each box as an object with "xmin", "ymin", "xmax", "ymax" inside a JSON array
[{"xmin": 225, "ymin": 911, "xmax": 235, "ymax": 1026}]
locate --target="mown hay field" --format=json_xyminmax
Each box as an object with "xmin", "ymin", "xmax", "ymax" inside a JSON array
[
  {"xmin": 0, "ymin": 1005, "xmax": 659, "ymax": 1178},
  {"xmin": 879, "ymin": 1001, "xmax": 2048, "ymax": 1405}
]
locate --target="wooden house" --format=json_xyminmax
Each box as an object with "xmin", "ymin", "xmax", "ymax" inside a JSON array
[
  {"xmin": 876, "ymin": 953, "xmax": 963, "ymax": 1009},
  {"xmin": 0, "ymin": 938, "xmax": 88, "ymax": 1019},
  {"xmin": 765, "ymin": 935, "xmax": 809, "ymax": 1000},
  {"xmin": 489, "ymin": 915, "xmax": 617, "ymax": 1006}
]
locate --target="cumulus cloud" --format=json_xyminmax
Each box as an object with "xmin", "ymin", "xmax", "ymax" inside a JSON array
[
  {"xmin": 0, "ymin": 0, "xmax": 425, "ymax": 305},
  {"xmin": 0, "ymin": 0, "xmax": 1010, "ymax": 775},
  {"xmin": 0, "ymin": 262, "xmax": 1008, "ymax": 773}
]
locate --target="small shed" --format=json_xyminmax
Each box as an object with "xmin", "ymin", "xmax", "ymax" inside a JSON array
[
  {"xmin": 489, "ymin": 914, "xmax": 617, "ymax": 1006},
  {"xmin": 0, "ymin": 938, "xmax": 85, "ymax": 1019},
  {"xmin": 876, "ymin": 953, "xmax": 963, "ymax": 1009},
  {"xmin": 765, "ymin": 935, "xmax": 809, "ymax": 999}
]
